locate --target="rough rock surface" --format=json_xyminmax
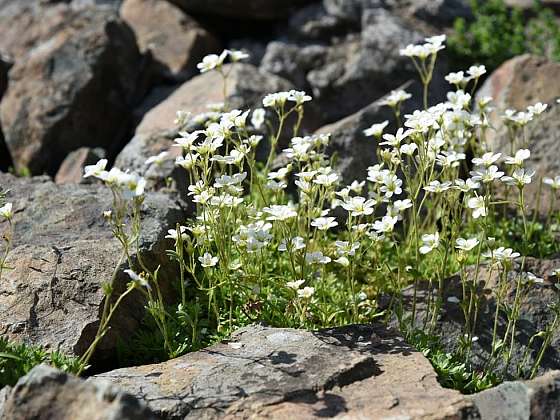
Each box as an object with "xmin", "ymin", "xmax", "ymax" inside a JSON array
[
  {"xmin": 120, "ymin": 0, "xmax": 220, "ymax": 81},
  {"xmin": 470, "ymin": 370, "xmax": 560, "ymax": 420},
  {"xmin": 93, "ymin": 323, "xmax": 475, "ymax": 419},
  {"xmin": 0, "ymin": 365, "xmax": 157, "ymax": 420},
  {"xmin": 135, "ymin": 63, "xmax": 294, "ymax": 135},
  {"xmin": 0, "ymin": 3, "xmax": 149, "ymax": 175},
  {"xmin": 0, "ymin": 173, "xmax": 186, "ymax": 363},
  {"xmin": 262, "ymin": 2, "xmax": 449, "ymax": 125},
  {"xmin": 54, "ymin": 147, "xmax": 106, "ymax": 184},
  {"xmin": 167, "ymin": 0, "xmax": 313, "ymax": 20},
  {"xmin": 476, "ymin": 55, "xmax": 560, "ymax": 212},
  {"xmin": 0, "ymin": 57, "xmax": 9, "ymax": 170}
]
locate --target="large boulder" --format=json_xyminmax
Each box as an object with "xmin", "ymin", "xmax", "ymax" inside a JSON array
[
  {"xmin": 261, "ymin": 6, "xmax": 439, "ymax": 125},
  {"xmin": 167, "ymin": 0, "xmax": 313, "ymax": 20},
  {"xmin": 0, "ymin": 57, "xmax": 10, "ymax": 171},
  {"xmin": 120, "ymin": 0, "xmax": 220, "ymax": 81},
  {"xmin": 0, "ymin": 173, "xmax": 186, "ymax": 364},
  {"xmin": 0, "ymin": 3, "xmax": 150, "ymax": 175},
  {"xmin": 476, "ymin": 55, "xmax": 560, "ymax": 212},
  {"xmin": 93, "ymin": 323, "xmax": 476, "ymax": 419},
  {"xmin": 0, "ymin": 365, "xmax": 157, "ymax": 420}
]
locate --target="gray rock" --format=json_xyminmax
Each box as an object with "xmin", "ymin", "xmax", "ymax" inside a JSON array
[
  {"xmin": 408, "ymin": 0, "xmax": 472, "ymax": 25},
  {"xmin": 93, "ymin": 323, "xmax": 475, "ymax": 419},
  {"xmin": 470, "ymin": 370, "xmax": 560, "ymax": 420},
  {"xmin": 0, "ymin": 57, "xmax": 10, "ymax": 171},
  {"xmin": 262, "ymin": 7, "xmax": 429, "ymax": 124},
  {"xmin": 166, "ymin": 0, "xmax": 314, "ymax": 20},
  {"xmin": 120, "ymin": 0, "xmax": 221, "ymax": 81},
  {"xmin": 0, "ymin": 3, "xmax": 150, "ymax": 175},
  {"xmin": 0, "ymin": 173, "xmax": 186, "ymax": 363},
  {"xmin": 0, "ymin": 364, "xmax": 157, "ymax": 420}
]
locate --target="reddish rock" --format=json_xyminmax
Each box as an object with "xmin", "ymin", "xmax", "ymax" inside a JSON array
[
  {"xmin": 54, "ymin": 147, "xmax": 106, "ymax": 184},
  {"xmin": 120, "ymin": 0, "xmax": 220, "ymax": 80}
]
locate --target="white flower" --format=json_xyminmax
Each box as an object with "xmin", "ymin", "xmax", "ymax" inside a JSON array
[
  {"xmin": 472, "ymin": 152, "xmax": 501, "ymax": 167},
  {"xmin": 454, "ymin": 178, "xmax": 480, "ymax": 192},
  {"xmin": 305, "ymin": 251, "xmax": 331, "ymax": 264},
  {"xmin": 380, "ymin": 174, "xmax": 402, "ymax": 198},
  {"xmin": 313, "ymin": 172, "xmax": 339, "ymax": 187},
  {"xmin": 467, "ymin": 65, "xmax": 486, "ymax": 79},
  {"xmin": 501, "ymin": 168, "xmax": 534, "ymax": 188},
  {"xmin": 227, "ymin": 49, "xmax": 249, "ymax": 62},
  {"xmin": 470, "ymin": 165, "xmax": 504, "ymax": 183},
  {"xmin": 288, "ymin": 90, "xmax": 312, "ymax": 105},
  {"xmin": 419, "ymin": 232, "xmax": 440, "ymax": 254},
  {"xmin": 334, "ymin": 256, "xmax": 350, "ymax": 267},
  {"xmin": 393, "ymin": 199, "xmax": 412, "ymax": 212},
  {"xmin": 174, "ymin": 131, "xmax": 202, "ymax": 151},
  {"xmin": 286, "ymin": 279, "xmax": 305, "ymax": 290},
  {"xmin": 311, "ymin": 217, "xmax": 338, "ymax": 231},
  {"xmin": 335, "ymin": 241, "xmax": 360, "ymax": 257},
  {"xmin": 198, "ymin": 252, "xmax": 219, "ymax": 267},
  {"xmin": 83, "ymin": 159, "xmax": 108, "ymax": 178},
  {"xmin": 364, "ymin": 121, "xmax": 389, "ymax": 137},
  {"xmin": 251, "ymin": 108, "xmax": 266, "ymax": 129},
  {"xmin": 263, "ymin": 204, "xmax": 297, "ymax": 221},
  {"xmin": 467, "ymin": 196, "xmax": 487, "ymax": 219},
  {"xmin": 400, "ymin": 143, "xmax": 418, "ymax": 156},
  {"xmin": 297, "ymin": 286, "xmax": 315, "ymax": 299},
  {"xmin": 380, "ymin": 90, "xmax": 412, "ymax": 107},
  {"xmin": 544, "ymin": 176, "xmax": 560, "ymax": 189},
  {"xmin": 484, "ymin": 247, "xmax": 520, "ymax": 262},
  {"xmin": 504, "ymin": 149, "xmax": 530, "ymax": 166},
  {"xmin": 455, "ymin": 237, "xmax": 479, "ymax": 251},
  {"xmin": 424, "ymin": 180, "xmax": 452, "ymax": 193},
  {"xmin": 372, "ymin": 215, "xmax": 398, "ymax": 233},
  {"xmin": 263, "ymin": 91, "xmax": 291, "ymax": 108},
  {"xmin": 447, "ymin": 90, "xmax": 471, "ymax": 110},
  {"xmin": 165, "ymin": 226, "xmax": 188, "ymax": 241},
  {"xmin": 175, "ymin": 154, "xmax": 199, "ymax": 170},
  {"xmin": 145, "ymin": 151, "xmax": 170, "ymax": 166},
  {"xmin": 0, "ymin": 202, "xmax": 13, "ymax": 220},
  {"xmin": 447, "ymin": 296, "xmax": 460, "ymax": 303},
  {"xmin": 527, "ymin": 102, "xmax": 547, "ymax": 116},
  {"xmin": 380, "ymin": 128, "xmax": 412, "ymax": 147},
  {"xmin": 124, "ymin": 269, "xmax": 150, "ymax": 289},
  {"xmin": 197, "ymin": 51, "xmax": 227, "ymax": 72},
  {"xmin": 445, "ymin": 71, "xmax": 466, "ymax": 85},
  {"xmin": 341, "ymin": 196, "xmax": 376, "ymax": 216},
  {"xmin": 279, "ymin": 237, "xmax": 305, "ymax": 252},
  {"xmin": 522, "ymin": 272, "xmax": 544, "ymax": 284}
]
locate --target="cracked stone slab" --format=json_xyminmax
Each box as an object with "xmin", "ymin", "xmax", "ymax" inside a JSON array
[
  {"xmin": 93, "ymin": 323, "xmax": 475, "ymax": 419},
  {"xmin": 0, "ymin": 173, "xmax": 186, "ymax": 363}
]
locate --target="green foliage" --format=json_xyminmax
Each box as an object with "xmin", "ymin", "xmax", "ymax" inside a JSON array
[
  {"xmin": 408, "ymin": 329, "xmax": 500, "ymax": 394},
  {"xmin": 0, "ymin": 338, "xmax": 83, "ymax": 387},
  {"xmin": 449, "ymin": 0, "xmax": 560, "ymax": 70}
]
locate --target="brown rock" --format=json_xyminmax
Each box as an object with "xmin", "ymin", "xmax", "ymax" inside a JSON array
[
  {"xmin": 135, "ymin": 63, "xmax": 293, "ymax": 135},
  {"xmin": 54, "ymin": 147, "xmax": 106, "ymax": 184},
  {"xmin": 0, "ymin": 173, "xmax": 186, "ymax": 363},
  {"xmin": 0, "ymin": 365, "xmax": 157, "ymax": 420},
  {"xmin": 120, "ymin": 0, "xmax": 220, "ymax": 80},
  {"xmin": 476, "ymin": 55, "xmax": 560, "ymax": 212},
  {"xmin": 0, "ymin": 4, "xmax": 149, "ymax": 175},
  {"xmin": 93, "ymin": 323, "xmax": 476, "ymax": 419}
]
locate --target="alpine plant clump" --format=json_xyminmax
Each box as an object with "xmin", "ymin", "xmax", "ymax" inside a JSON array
[{"xmin": 76, "ymin": 43, "xmax": 560, "ymax": 384}]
